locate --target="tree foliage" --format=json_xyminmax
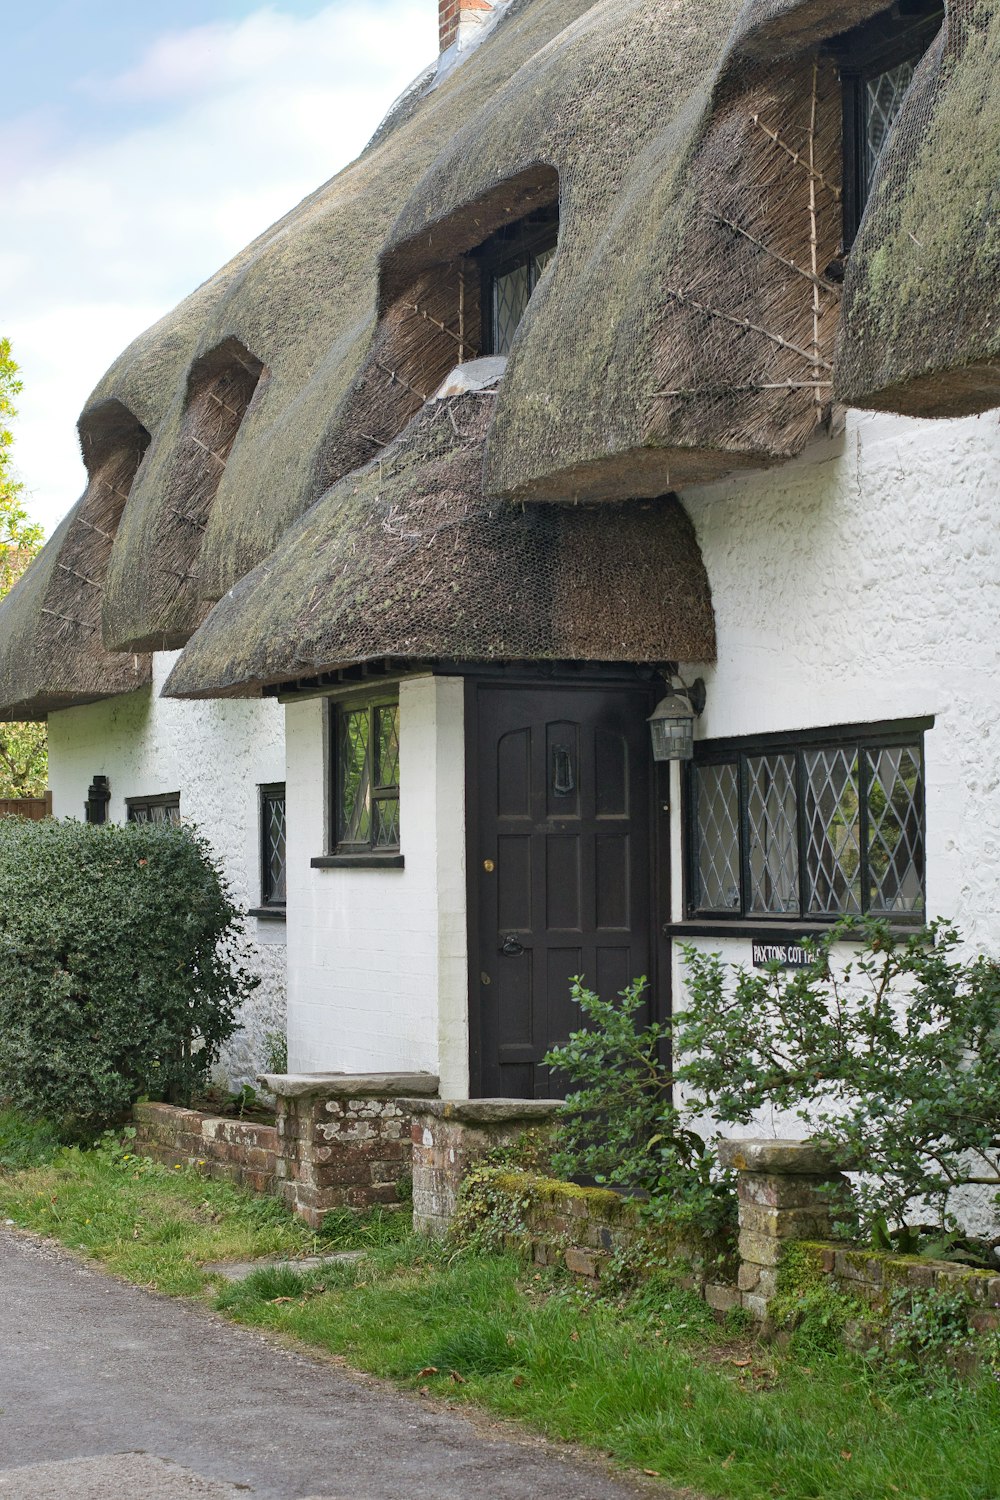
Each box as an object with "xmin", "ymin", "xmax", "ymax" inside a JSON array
[
  {"xmin": 680, "ymin": 920, "xmax": 1000, "ymax": 1235},
  {"xmin": 0, "ymin": 818, "xmax": 256, "ymax": 1133},
  {"xmin": 547, "ymin": 923, "xmax": 1000, "ymax": 1240},
  {"xmin": 544, "ymin": 977, "xmax": 737, "ymax": 1239},
  {"xmin": 0, "ymin": 337, "xmax": 47, "ymax": 798}
]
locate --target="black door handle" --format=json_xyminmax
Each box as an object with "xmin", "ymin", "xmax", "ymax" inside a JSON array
[{"xmin": 500, "ymin": 935, "xmax": 524, "ymax": 956}]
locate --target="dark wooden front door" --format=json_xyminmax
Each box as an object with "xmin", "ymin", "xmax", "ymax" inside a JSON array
[{"xmin": 470, "ymin": 680, "xmax": 659, "ymax": 1099}]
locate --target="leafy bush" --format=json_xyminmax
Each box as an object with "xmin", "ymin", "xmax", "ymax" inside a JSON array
[
  {"xmin": 0, "ymin": 818, "xmax": 256, "ymax": 1133},
  {"xmin": 544, "ymin": 977, "xmax": 737, "ymax": 1238},
  {"xmin": 680, "ymin": 919, "xmax": 1000, "ymax": 1235}
]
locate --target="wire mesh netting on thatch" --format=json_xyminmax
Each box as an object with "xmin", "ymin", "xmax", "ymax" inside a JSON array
[
  {"xmin": 163, "ymin": 388, "xmax": 716, "ymax": 701},
  {"xmin": 836, "ymin": 0, "xmax": 1000, "ymax": 415}
]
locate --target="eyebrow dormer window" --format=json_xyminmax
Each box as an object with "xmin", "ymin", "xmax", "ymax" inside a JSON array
[
  {"xmin": 474, "ymin": 204, "xmax": 558, "ymax": 355},
  {"xmin": 832, "ymin": 1, "xmax": 944, "ymax": 247}
]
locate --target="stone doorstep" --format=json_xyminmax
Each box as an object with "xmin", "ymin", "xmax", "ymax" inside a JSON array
[
  {"xmin": 402, "ymin": 1097, "xmax": 564, "ymax": 1126},
  {"xmin": 259, "ymin": 1072, "xmax": 440, "ymax": 1100},
  {"xmin": 203, "ymin": 1250, "xmax": 365, "ymax": 1282}
]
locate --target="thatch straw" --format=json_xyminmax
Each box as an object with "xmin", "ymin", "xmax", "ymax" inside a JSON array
[
  {"xmin": 0, "ymin": 402, "xmax": 151, "ymax": 718},
  {"xmin": 162, "ymin": 388, "xmax": 715, "ymax": 701},
  {"xmin": 2, "ymin": 0, "xmax": 993, "ymax": 696},
  {"xmin": 102, "ymin": 339, "xmax": 264, "ymax": 652}
]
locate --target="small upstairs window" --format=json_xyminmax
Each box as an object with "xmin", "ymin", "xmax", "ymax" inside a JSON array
[
  {"xmin": 473, "ymin": 204, "xmax": 558, "ymax": 355},
  {"xmin": 831, "ymin": 1, "xmax": 944, "ymax": 246}
]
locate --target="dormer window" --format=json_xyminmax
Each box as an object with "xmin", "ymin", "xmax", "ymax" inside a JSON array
[
  {"xmin": 473, "ymin": 204, "xmax": 558, "ymax": 355},
  {"xmin": 832, "ymin": 1, "xmax": 944, "ymax": 247}
]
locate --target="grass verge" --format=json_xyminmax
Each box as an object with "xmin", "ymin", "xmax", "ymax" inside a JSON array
[{"xmin": 1, "ymin": 1140, "xmax": 998, "ymax": 1500}]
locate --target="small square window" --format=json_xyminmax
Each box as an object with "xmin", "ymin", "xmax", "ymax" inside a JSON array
[
  {"xmin": 688, "ymin": 723, "xmax": 927, "ymax": 923},
  {"xmin": 331, "ymin": 696, "xmax": 400, "ymax": 855},
  {"xmin": 260, "ymin": 783, "xmax": 287, "ymax": 907}
]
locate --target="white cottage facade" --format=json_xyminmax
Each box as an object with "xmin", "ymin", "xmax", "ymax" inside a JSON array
[{"xmin": 1, "ymin": 0, "xmax": 998, "ymax": 1119}]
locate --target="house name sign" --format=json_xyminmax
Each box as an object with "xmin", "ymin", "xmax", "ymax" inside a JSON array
[{"xmin": 751, "ymin": 941, "xmax": 812, "ymax": 970}]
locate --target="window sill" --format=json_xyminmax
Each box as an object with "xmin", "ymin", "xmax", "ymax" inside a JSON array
[
  {"xmin": 248, "ymin": 906, "xmax": 287, "ymax": 922},
  {"xmin": 310, "ymin": 853, "xmax": 405, "ymax": 870},
  {"xmin": 664, "ymin": 918, "xmax": 927, "ymax": 942}
]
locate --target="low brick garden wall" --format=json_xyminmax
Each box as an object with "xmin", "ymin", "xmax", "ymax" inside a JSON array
[
  {"xmin": 802, "ymin": 1241, "xmax": 1000, "ymax": 1331},
  {"xmin": 474, "ymin": 1171, "xmax": 741, "ymax": 1313},
  {"xmin": 132, "ymin": 1096, "xmax": 1000, "ymax": 1347},
  {"xmin": 261, "ymin": 1072, "xmax": 438, "ymax": 1227},
  {"xmin": 133, "ymin": 1101, "xmax": 278, "ymax": 1194}
]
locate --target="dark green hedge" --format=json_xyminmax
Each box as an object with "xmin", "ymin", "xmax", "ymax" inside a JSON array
[{"xmin": 0, "ymin": 818, "xmax": 256, "ymax": 1132}]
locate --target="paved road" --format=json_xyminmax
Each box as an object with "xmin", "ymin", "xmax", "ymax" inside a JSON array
[{"xmin": 0, "ymin": 1230, "xmax": 651, "ymax": 1500}]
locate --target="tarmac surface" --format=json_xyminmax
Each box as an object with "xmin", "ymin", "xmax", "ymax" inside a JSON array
[{"xmin": 0, "ymin": 1228, "xmax": 650, "ymax": 1500}]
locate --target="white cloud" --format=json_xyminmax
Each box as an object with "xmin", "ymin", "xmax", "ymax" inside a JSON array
[{"xmin": 6, "ymin": 2, "xmax": 436, "ymax": 536}]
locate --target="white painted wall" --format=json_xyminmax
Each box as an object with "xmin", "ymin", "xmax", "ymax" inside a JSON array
[
  {"xmin": 285, "ymin": 674, "xmax": 469, "ymax": 1097},
  {"xmin": 47, "ymin": 651, "xmax": 287, "ymax": 1086},
  {"xmin": 673, "ymin": 406, "xmax": 1000, "ymax": 1228}
]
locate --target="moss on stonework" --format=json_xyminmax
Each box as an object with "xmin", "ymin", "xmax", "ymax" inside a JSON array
[{"xmin": 527, "ymin": 1176, "xmax": 636, "ymax": 1220}]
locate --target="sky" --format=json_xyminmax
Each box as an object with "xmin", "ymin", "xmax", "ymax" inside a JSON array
[{"xmin": 3, "ymin": 1, "xmax": 438, "ymax": 537}]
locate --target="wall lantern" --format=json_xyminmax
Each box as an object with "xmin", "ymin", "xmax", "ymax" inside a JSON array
[
  {"xmin": 648, "ymin": 677, "xmax": 706, "ymax": 762},
  {"xmin": 85, "ymin": 774, "xmax": 110, "ymax": 824}
]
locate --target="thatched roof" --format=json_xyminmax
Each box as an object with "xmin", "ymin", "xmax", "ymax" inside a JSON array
[
  {"xmin": 835, "ymin": 1, "xmax": 1000, "ymax": 415},
  {"xmin": 0, "ymin": 403, "xmax": 151, "ymax": 720},
  {"xmin": 163, "ymin": 388, "xmax": 715, "ymax": 699},
  {"xmin": 1, "ymin": 0, "xmax": 995, "ymax": 714}
]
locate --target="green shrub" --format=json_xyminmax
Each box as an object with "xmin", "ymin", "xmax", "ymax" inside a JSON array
[
  {"xmin": 0, "ymin": 818, "xmax": 256, "ymax": 1134},
  {"xmin": 544, "ymin": 977, "xmax": 737, "ymax": 1240}
]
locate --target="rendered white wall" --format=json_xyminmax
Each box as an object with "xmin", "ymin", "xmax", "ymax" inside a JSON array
[
  {"xmin": 285, "ymin": 674, "xmax": 469, "ymax": 1097},
  {"xmin": 673, "ymin": 406, "xmax": 1000, "ymax": 1226},
  {"xmin": 46, "ymin": 651, "xmax": 287, "ymax": 1086}
]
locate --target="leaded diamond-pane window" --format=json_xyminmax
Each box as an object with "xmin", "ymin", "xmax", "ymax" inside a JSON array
[
  {"xmin": 688, "ymin": 725, "xmax": 926, "ymax": 922},
  {"xmin": 333, "ymin": 697, "xmax": 400, "ymax": 854},
  {"xmin": 695, "ymin": 762, "xmax": 740, "ymax": 911},
  {"xmin": 746, "ymin": 754, "xmax": 799, "ymax": 915},
  {"xmin": 477, "ymin": 203, "xmax": 558, "ymax": 356},
  {"xmin": 866, "ymin": 745, "xmax": 923, "ymax": 914},
  {"xmin": 127, "ymin": 794, "xmax": 180, "ymax": 824},
  {"xmin": 261, "ymin": 784, "xmax": 286, "ymax": 906},
  {"xmin": 804, "ymin": 747, "xmax": 862, "ymax": 916},
  {"xmin": 865, "ymin": 61, "xmax": 914, "ymax": 189},
  {"xmin": 834, "ymin": 2, "xmax": 944, "ymax": 246}
]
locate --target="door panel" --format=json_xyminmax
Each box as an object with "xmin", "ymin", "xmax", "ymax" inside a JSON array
[{"xmin": 474, "ymin": 682, "xmax": 655, "ymax": 1099}]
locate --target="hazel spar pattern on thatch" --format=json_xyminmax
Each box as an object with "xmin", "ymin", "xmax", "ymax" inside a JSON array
[
  {"xmin": 835, "ymin": 0, "xmax": 1000, "ymax": 416},
  {"xmin": 0, "ymin": 402, "xmax": 151, "ymax": 719},
  {"xmin": 161, "ymin": 390, "xmax": 716, "ymax": 701}
]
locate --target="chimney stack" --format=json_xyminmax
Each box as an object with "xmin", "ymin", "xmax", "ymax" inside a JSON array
[{"xmin": 439, "ymin": 0, "xmax": 495, "ymax": 56}]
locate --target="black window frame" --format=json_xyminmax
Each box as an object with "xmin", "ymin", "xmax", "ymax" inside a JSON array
[
  {"xmin": 829, "ymin": 1, "xmax": 944, "ymax": 248},
  {"xmin": 126, "ymin": 792, "xmax": 181, "ymax": 823},
  {"xmin": 685, "ymin": 719, "xmax": 930, "ymax": 926},
  {"xmin": 257, "ymin": 781, "xmax": 287, "ymax": 914},
  {"xmin": 472, "ymin": 203, "xmax": 559, "ymax": 357},
  {"xmin": 317, "ymin": 692, "xmax": 403, "ymax": 869}
]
